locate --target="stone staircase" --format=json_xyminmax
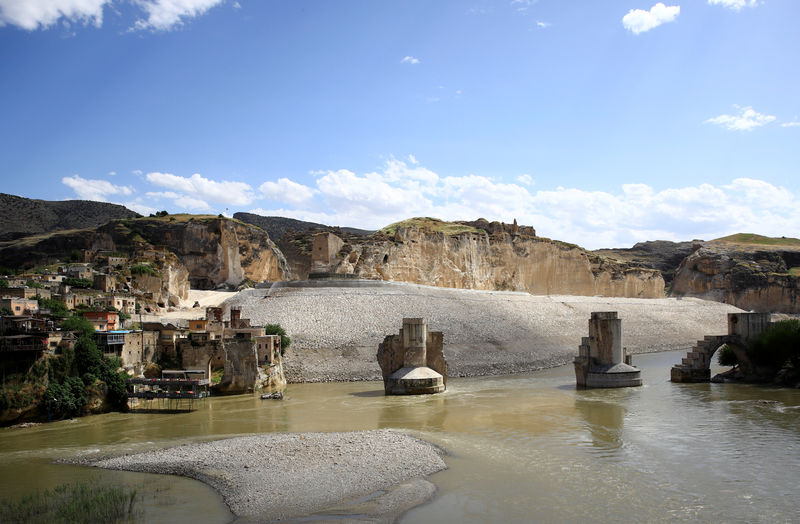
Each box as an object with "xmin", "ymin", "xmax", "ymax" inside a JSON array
[{"xmin": 671, "ymin": 334, "xmax": 733, "ymax": 383}]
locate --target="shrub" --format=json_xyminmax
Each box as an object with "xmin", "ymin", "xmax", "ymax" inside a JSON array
[
  {"xmin": 64, "ymin": 278, "xmax": 92, "ymax": 289},
  {"xmin": 129, "ymin": 263, "xmax": 157, "ymax": 277},
  {"xmin": 264, "ymin": 324, "xmax": 291, "ymax": 355},
  {"xmin": 746, "ymin": 319, "xmax": 800, "ymax": 371},
  {"xmin": 717, "ymin": 344, "xmax": 739, "ymax": 367}
]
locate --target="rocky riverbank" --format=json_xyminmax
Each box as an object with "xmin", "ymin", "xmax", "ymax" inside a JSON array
[
  {"xmin": 223, "ymin": 281, "xmax": 743, "ymax": 383},
  {"xmin": 78, "ymin": 430, "xmax": 446, "ymax": 523}
]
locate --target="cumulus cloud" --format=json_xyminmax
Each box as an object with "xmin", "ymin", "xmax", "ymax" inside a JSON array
[
  {"xmin": 259, "ymin": 178, "xmax": 316, "ymax": 206},
  {"xmin": 132, "ymin": 0, "xmax": 225, "ymax": 31},
  {"xmin": 0, "ymin": 0, "xmax": 108, "ymax": 30},
  {"xmin": 400, "ymin": 56, "xmax": 420, "ymax": 65},
  {"xmin": 145, "ymin": 190, "xmax": 211, "ymax": 210},
  {"xmin": 145, "ymin": 172, "xmax": 254, "ymax": 206},
  {"xmin": 704, "ymin": 106, "xmax": 776, "ymax": 131},
  {"xmin": 780, "ymin": 121, "xmax": 800, "ymax": 128},
  {"xmin": 61, "ymin": 174, "xmax": 134, "ymax": 201},
  {"xmin": 0, "ymin": 0, "xmax": 225, "ymax": 31},
  {"xmin": 239, "ymin": 158, "xmax": 800, "ymax": 249},
  {"xmin": 622, "ymin": 3, "xmax": 680, "ymax": 34},
  {"xmin": 708, "ymin": 0, "xmax": 758, "ymax": 10}
]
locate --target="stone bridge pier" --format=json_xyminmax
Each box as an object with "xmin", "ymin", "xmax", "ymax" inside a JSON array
[{"xmin": 670, "ymin": 312, "xmax": 771, "ymax": 382}]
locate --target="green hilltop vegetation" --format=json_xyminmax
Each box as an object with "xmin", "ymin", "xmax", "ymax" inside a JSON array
[
  {"xmin": 379, "ymin": 217, "xmax": 485, "ymax": 236},
  {"xmin": 713, "ymin": 233, "xmax": 800, "ymax": 247}
]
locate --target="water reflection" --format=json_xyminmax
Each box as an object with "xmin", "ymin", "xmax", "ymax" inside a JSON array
[{"xmin": 574, "ymin": 396, "xmax": 626, "ymax": 455}]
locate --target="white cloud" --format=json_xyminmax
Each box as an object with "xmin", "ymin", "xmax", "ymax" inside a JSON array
[
  {"xmin": 536, "ymin": 20, "xmax": 550, "ymax": 28},
  {"xmin": 145, "ymin": 171, "xmax": 254, "ymax": 205},
  {"xmin": 704, "ymin": 106, "xmax": 776, "ymax": 131},
  {"xmin": 259, "ymin": 178, "xmax": 316, "ymax": 206},
  {"xmin": 241, "ymin": 158, "xmax": 800, "ymax": 249},
  {"xmin": 622, "ymin": 3, "xmax": 680, "ymax": 34},
  {"xmin": 61, "ymin": 174, "xmax": 134, "ymax": 201},
  {"xmin": 122, "ymin": 200, "xmax": 158, "ymax": 216},
  {"xmin": 145, "ymin": 190, "xmax": 211, "ymax": 210},
  {"xmin": 708, "ymin": 0, "xmax": 758, "ymax": 11},
  {"xmin": 0, "ymin": 0, "xmax": 108, "ymax": 30},
  {"xmin": 400, "ymin": 56, "xmax": 420, "ymax": 65},
  {"xmin": 132, "ymin": 0, "xmax": 224, "ymax": 31},
  {"xmin": 780, "ymin": 121, "xmax": 800, "ymax": 128}
]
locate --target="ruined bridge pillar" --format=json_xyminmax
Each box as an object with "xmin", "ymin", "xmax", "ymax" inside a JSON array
[{"xmin": 377, "ymin": 318, "xmax": 446, "ymax": 395}]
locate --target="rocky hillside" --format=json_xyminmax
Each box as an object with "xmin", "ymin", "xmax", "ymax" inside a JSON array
[
  {"xmin": 671, "ymin": 234, "xmax": 800, "ymax": 313},
  {"xmin": 0, "ymin": 215, "xmax": 289, "ymax": 290},
  {"xmin": 594, "ymin": 240, "xmax": 702, "ymax": 288},
  {"xmin": 0, "ymin": 193, "xmax": 140, "ymax": 242},
  {"xmin": 292, "ymin": 217, "xmax": 665, "ymax": 298}
]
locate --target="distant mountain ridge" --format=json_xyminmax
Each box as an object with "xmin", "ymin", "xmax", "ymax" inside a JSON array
[
  {"xmin": 0, "ymin": 193, "xmax": 140, "ymax": 242},
  {"xmin": 233, "ymin": 212, "xmax": 373, "ymax": 240}
]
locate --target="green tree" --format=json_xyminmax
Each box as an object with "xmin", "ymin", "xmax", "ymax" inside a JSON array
[
  {"xmin": 264, "ymin": 324, "xmax": 291, "ymax": 355},
  {"xmin": 38, "ymin": 297, "xmax": 69, "ymax": 318},
  {"xmin": 61, "ymin": 315, "xmax": 95, "ymax": 336},
  {"xmin": 0, "ymin": 306, "xmax": 13, "ymax": 316},
  {"xmin": 74, "ymin": 335, "xmax": 102, "ymax": 377},
  {"xmin": 0, "ymin": 279, "xmax": 8, "ymax": 288}
]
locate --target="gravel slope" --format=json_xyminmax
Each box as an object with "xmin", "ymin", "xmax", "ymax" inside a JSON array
[
  {"xmin": 86, "ymin": 430, "xmax": 446, "ymax": 522},
  {"xmin": 224, "ymin": 281, "xmax": 743, "ymax": 382}
]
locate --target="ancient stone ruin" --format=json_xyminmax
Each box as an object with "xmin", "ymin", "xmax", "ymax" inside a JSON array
[
  {"xmin": 670, "ymin": 312, "xmax": 771, "ymax": 383},
  {"xmin": 377, "ymin": 318, "xmax": 446, "ymax": 395},
  {"xmin": 574, "ymin": 312, "xmax": 642, "ymax": 388}
]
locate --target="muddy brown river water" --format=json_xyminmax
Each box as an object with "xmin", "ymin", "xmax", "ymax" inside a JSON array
[{"xmin": 1, "ymin": 350, "xmax": 798, "ymax": 523}]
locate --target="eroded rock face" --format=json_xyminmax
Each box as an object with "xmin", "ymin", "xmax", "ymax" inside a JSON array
[
  {"xmin": 124, "ymin": 218, "xmax": 288, "ymax": 288},
  {"xmin": 672, "ymin": 243, "xmax": 800, "ymax": 313},
  {"xmin": 325, "ymin": 228, "xmax": 664, "ymax": 298},
  {"xmin": 131, "ymin": 258, "xmax": 190, "ymax": 307}
]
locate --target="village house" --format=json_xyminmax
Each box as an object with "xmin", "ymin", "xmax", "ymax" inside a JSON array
[
  {"xmin": 82, "ymin": 310, "xmax": 120, "ymax": 331},
  {"xmin": 0, "ymin": 297, "xmax": 39, "ymax": 315},
  {"xmin": 2, "ymin": 286, "xmax": 51, "ymax": 300}
]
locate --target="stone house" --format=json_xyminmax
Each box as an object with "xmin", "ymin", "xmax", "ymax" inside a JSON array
[
  {"xmin": 0, "ymin": 297, "xmax": 39, "ymax": 315},
  {"xmin": 82, "ymin": 310, "xmax": 120, "ymax": 331}
]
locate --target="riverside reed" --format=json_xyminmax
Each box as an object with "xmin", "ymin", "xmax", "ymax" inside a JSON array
[{"xmin": 0, "ymin": 481, "xmax": 141, "ymax": 524}]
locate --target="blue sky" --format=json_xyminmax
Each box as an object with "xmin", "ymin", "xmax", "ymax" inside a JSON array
[{"xmin": 1, "ymin": 0, "xmax": 798, "ymax": 249}]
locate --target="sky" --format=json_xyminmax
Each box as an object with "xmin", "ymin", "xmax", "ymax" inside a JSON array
[{"xmin": 1, "ymin": 0, "xmax": 798, "ymax": 249}]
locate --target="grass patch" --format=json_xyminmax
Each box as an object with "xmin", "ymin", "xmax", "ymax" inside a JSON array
[
  {"xmin": 0, "ymin": 481, "xmax": 141, "ymax": 524},
  {"xmin": 210, "ymin": 369, "xmax": 224, "ymax": 384},
  {"xmin": 380, "ymin": 217, "xmax": 484, "ymax": 236},
  {"xmin": 713, "ymin": 233, "xmax": 800, "ymax": 247},
  {"xmin": 789, "ymin": 267, "xmax": 800, "ymax": 277}
]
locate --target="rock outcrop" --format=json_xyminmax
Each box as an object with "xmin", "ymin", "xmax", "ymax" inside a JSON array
[
  {"xmin": 306, "ymin": 220, "xmax": 664, "ymax": 298},
  {"xmin": 594, "ymin": 240, "xmax": 702, "ymax": 288},
  {"xmin": 671, "ymin": 234, "xmax": 800, "ymax": 313}
]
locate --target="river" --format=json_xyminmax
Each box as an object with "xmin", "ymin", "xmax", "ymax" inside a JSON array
[{"xmin": 1, "ymin": 350, "xmax": 798, "ymax": 523}]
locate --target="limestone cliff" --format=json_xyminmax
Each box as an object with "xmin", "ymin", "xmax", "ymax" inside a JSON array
[
  {"xmin": 671, "ymin": 234, "xmax": 800, "ymax": 313},
  {"xmin": 118, "ymin": 217, "xmax": 289, "ymax": 288},
  {"xmin": 308, "ymin": 219, "xmax": 664, "ymax": 298}
]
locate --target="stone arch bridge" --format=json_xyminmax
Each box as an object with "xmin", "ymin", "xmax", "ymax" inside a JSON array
[{"xmin": 671, "ymin": 312, "xmax": 772, "ymax": 382}]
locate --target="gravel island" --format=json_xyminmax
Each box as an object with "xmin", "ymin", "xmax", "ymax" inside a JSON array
[
  {"xmin": 85, "ymin": 430, "xmax": 447, "ymax": 523},
  {"xmin": 224, "ymin": 281, "xmax": 743, "ymax": 382}
]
